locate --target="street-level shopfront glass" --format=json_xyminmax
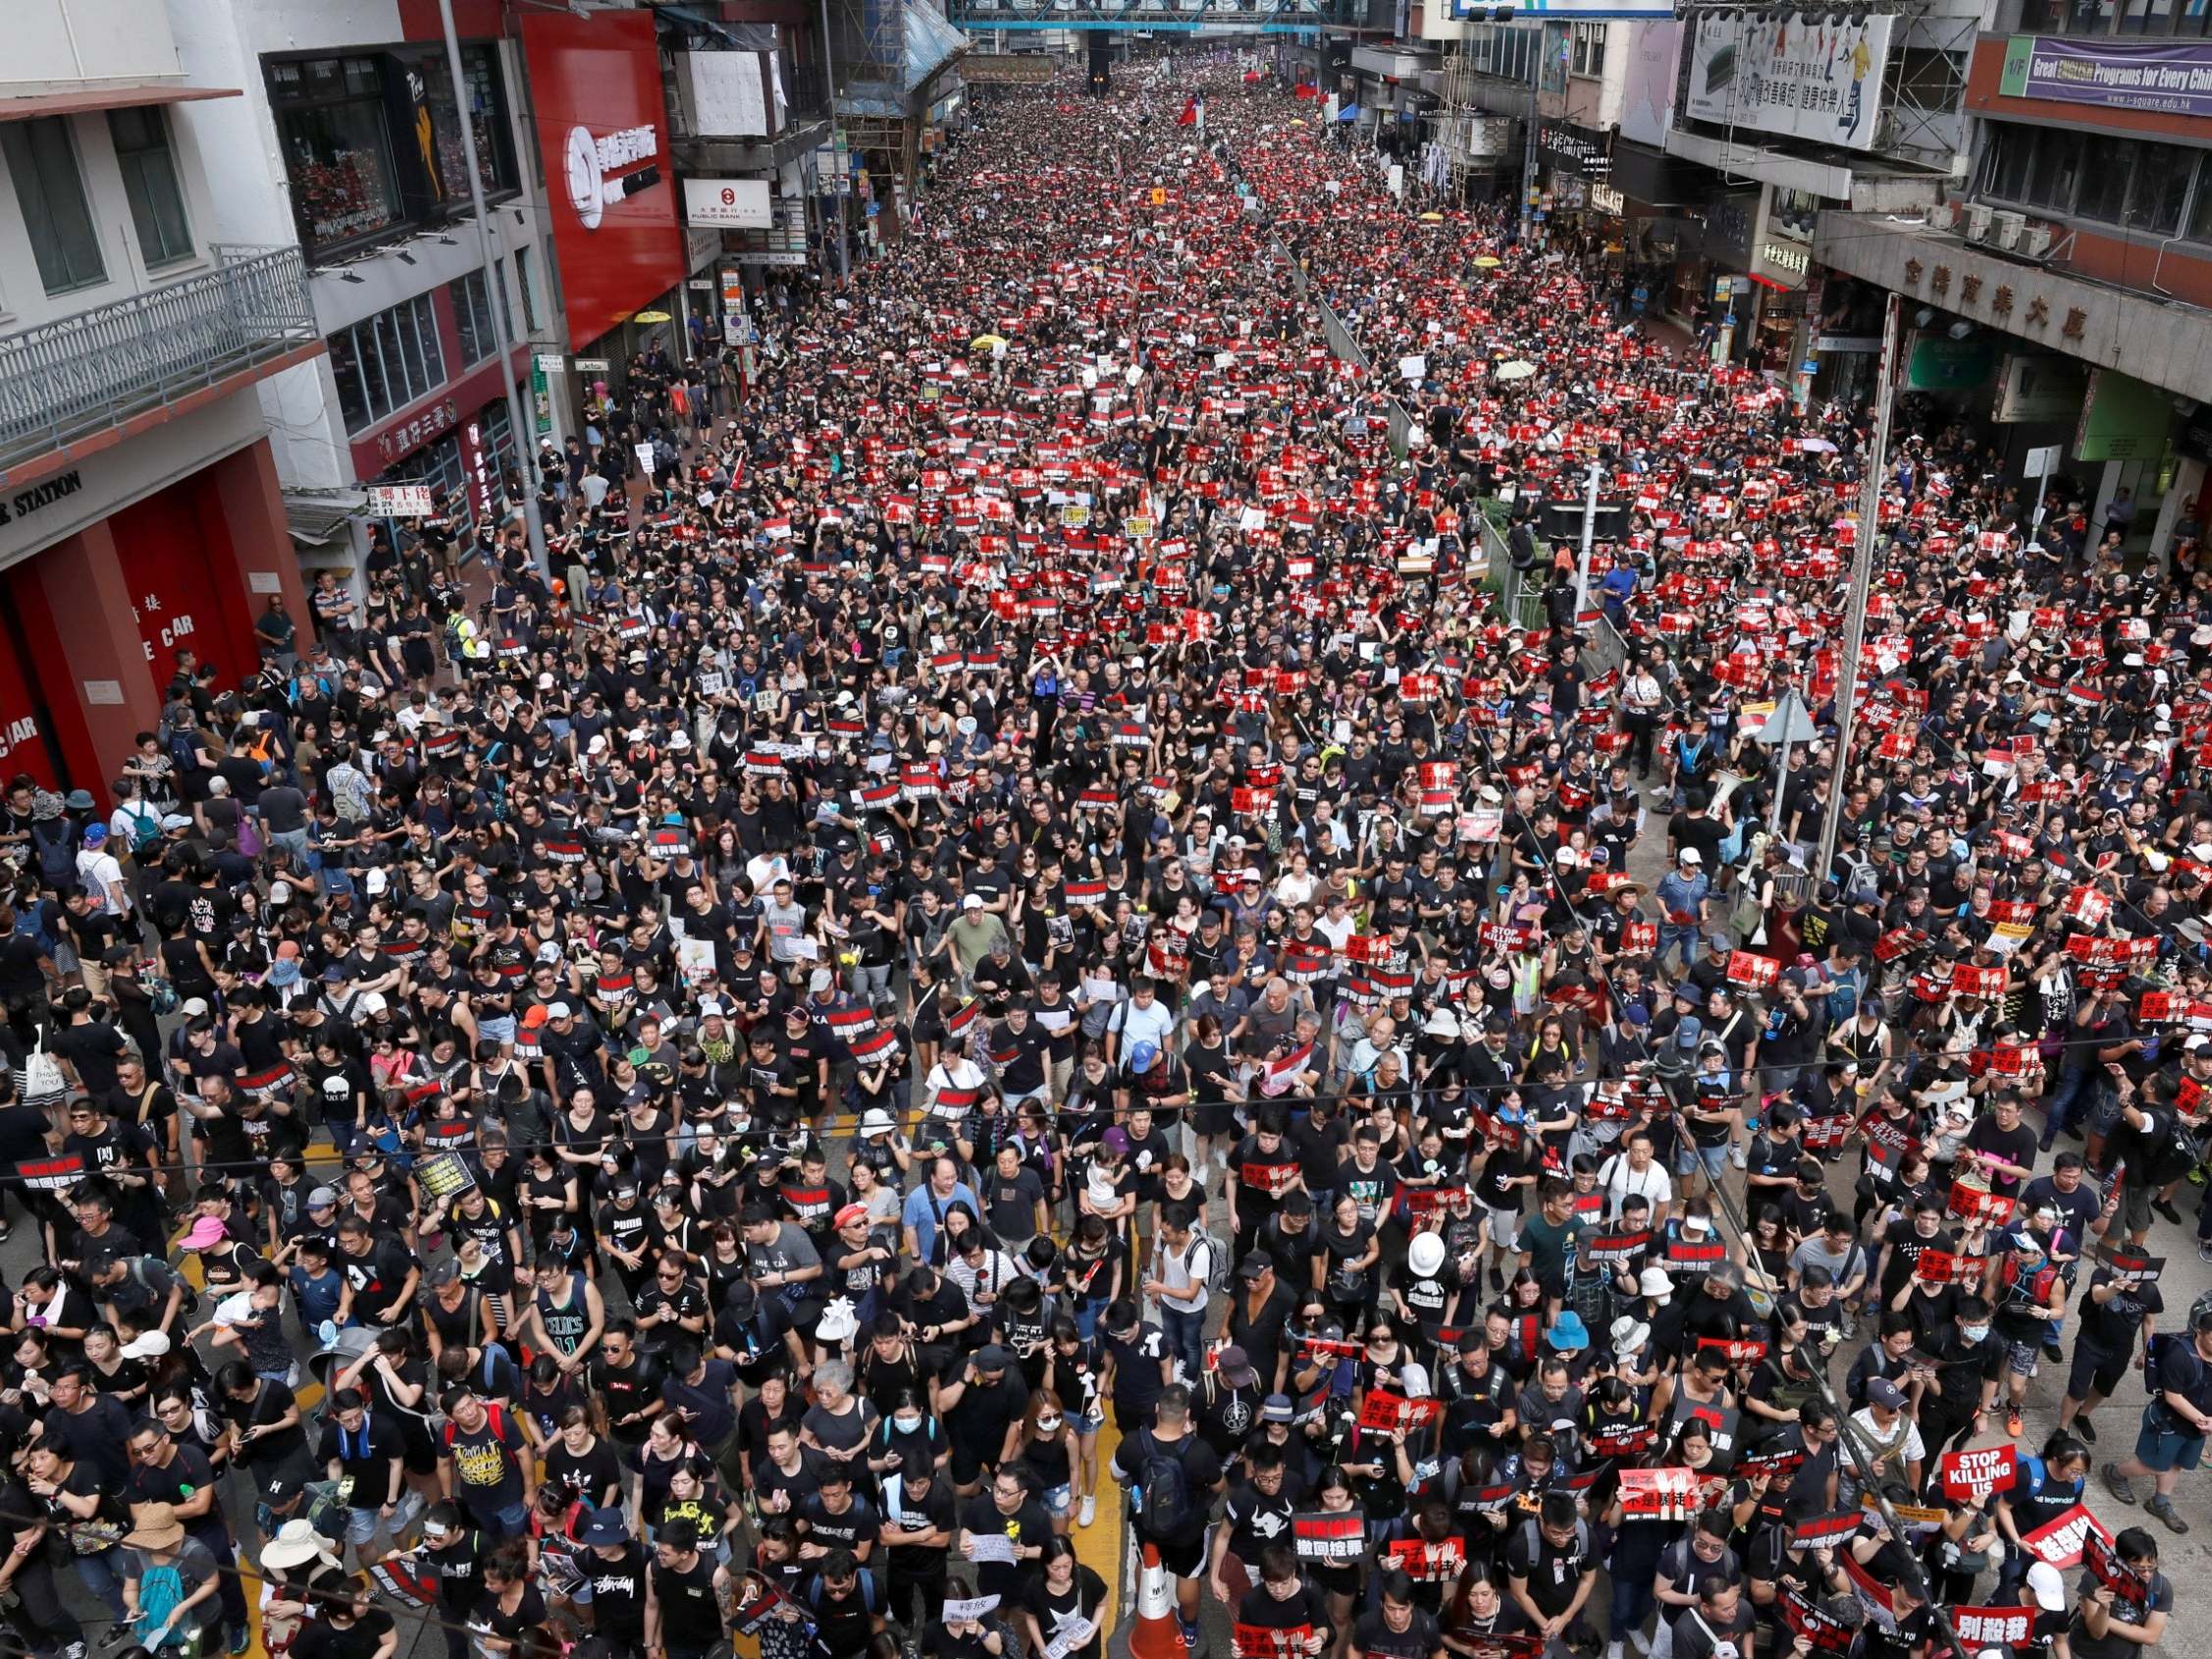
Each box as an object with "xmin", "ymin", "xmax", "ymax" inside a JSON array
[
  {"xmin": 1751, "ymin": 285, "xmax": 1805, "ymax": 375},
  {"xmin": 374, "ymin": 399, "xmax": 518, "ymax": 533},
  {"xmin": 265, "ymin": 44, "xmax": 519, "ymax": 264}
]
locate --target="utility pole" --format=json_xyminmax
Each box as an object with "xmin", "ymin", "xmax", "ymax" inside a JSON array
[
  {"xmin": 1813, "ymin": 292, "xmax": 1903, "ymax": 887},
  {"xmin": 820, "ymin": 0, "xmax": 850, "ymax": 285},
  {"xmin": 1518, "ymin": 33, "xmax": 1539, "ymax": 245},
  {"xmin": 1570, "ymin": 452, "xmax": 1602, "ymax": 627},
  {"xmin": 438, "ymin": 0, "xmax": 550, "ymax": 583}
]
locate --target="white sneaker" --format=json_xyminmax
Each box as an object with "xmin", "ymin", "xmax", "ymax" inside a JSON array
[
  {"xmin": 1606, "ymin": 1644, "xmax": 1624, "ymax": 1659},
  {"xmin": 1079, "ymin": 1495, "xmax": 1096, "ymax": 1527},
  {"xmin": 1629, "ymin": 1632, "xmax": 1653, "ymax": 1658},
  {"xmin": 1728, "ymin": 1142, "xmax": 1748, "ymax": 1170}
]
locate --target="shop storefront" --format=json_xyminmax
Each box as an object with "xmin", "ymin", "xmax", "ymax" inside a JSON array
[
  {"xmin": 1606, "ymin": 139, "xmax": 1705, "ymax": 316},
  {"xmin": 1536, "ymin": 120, "xmax": 1613, "ymax": 254},
  {"xmin": 1671, "ymin": 187, "xmax": 1761, "ymax": 355},
  {"xmin": 0, "ymin": 393, "xmax": 307, "ymax": 797},
  {"xmin": 342, "ymin": 299, "xmax": 533, "ymax": 536}
]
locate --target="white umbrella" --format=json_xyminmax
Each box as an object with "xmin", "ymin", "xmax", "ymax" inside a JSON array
[
  {"xmin": 1798, "ymin": 436, "xmax": 1839, "ymax": 454},
  {"xmin": 1494, "ymin": 360, "xmax": 1539, "ymax": 383}
]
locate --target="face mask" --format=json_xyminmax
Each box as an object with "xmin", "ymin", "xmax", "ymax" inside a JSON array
[
  {"xmin": 1035, "ymin": 1418, "xmax": 1062, "ymax": 1433},
  {"xmin": 1961, "ymin": 1324, "xmax": 1990, "ymax": 1344},
  {"xmin": 895, "ymin": 1413, "xmax": 922, "ymax": 1432}
]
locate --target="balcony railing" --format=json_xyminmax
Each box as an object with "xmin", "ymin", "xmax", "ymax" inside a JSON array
[{"xmin": 0, "ymin": 242, "xmax": 319, "ymax": 481}]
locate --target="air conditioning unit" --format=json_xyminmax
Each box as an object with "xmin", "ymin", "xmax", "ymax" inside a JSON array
[
  {"xmin": 1926, "ymin": 201, "xmax": 1959, "ymax": 232},
  {"xmin": 2022, "ymin": 222, "xmax": 2055, "ymax": 258},
  {"xmin": 1963, "ymin": 202, "xmax": 1993, "ymax": 241},
  {"xmin": 1993, "ymin": 210, "xmax": 2027, "ymax": 250}
]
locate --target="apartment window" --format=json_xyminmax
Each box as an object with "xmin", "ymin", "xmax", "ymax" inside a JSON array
[
  {"xmin": 449, "ymin": 270, "xmax": 497, "ymax": 366},
  {"xmin": 422, "ymin": 44, "xmax": 518, "ymax": 205},
  {"xmin": 2122, "ymin": 0, "xmax": 2175, "ymax": 31},
  {"xmin": 2127, "ymin": 142, "xmax": 2191, "ymax": 232},
  {"xmin": 515, "ymin": 246, "xmax": 538, "ymax": 333},
  {"xmin": 2078, "ymin": 134, "xmax": 2132, "ymax": 222},
  {"xmin": 2187, "ymin": 161, "xmax": 2212, "ymax": 241},
  {"xmin": 1571, "ymin": 23, "xmax": 1606, "ymax": 79},
  {"xmin": 3, "ymin": 118, "xmax": 105, "ymax": 295},
  {"xmin": 329, "ymin": 293, "xmax": 447, "ymax": 434},
  {"xmin": 492, "ymin": 256, "xmax": 515, "ymax": 340},
  {"xmin": 108, "ymin": 107, "xmax": 194, "ymax": 269},
  {"xmin": 1978, "ymin": 127, "xmax": 2022, "ymax": 200},
  {"xmin": 2027, "ymin": 131, "xmax": 2084, "ymax": 213},
  {"xmin": 268, "ymin": 56, "xmax": 400, "ymax": 256}
]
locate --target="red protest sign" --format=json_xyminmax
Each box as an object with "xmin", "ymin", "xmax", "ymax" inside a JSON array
[
  {"xmin": 1697, "ymin": 1337, "xmax": 1768, "ymax": 1365},
  {"xmin": 1238, "ymin": 1160, "xmax": 1302, "ymax": 1200},
  {"xmin": 1455, "ymin": 1640, "xmax": 1543, "ymax": 1659},
  {"xmin": 2083, "ymin": 1524, "xmax": 2151, "ymax": 1604},
  {"xmin": 1355, "ymin": 1391, "xmax": 1445, "ymax": 1433},
  {"xmin": 1780, "ymin": 1589, "xmax": 1854, "ymax": 1654},
  {"xmin": 1382, "ymin": 1537, "xmax": 1467, "ymax": 1582},
  {"xmin": 2020, "ymin": 1503, "xmax": 2111, "ymax": 1570},
  {"xmin": 1290, "ymin": 1512, "xmax": 1367, "ymax": 1564},
  {"xmin": 1948, "ymin": 1180, "xmax": 2016, "ymax": 1227},
  {"xmin": 1802, "ymin": 1114, "xmax": 1853, "ymax": 1152},
  {"xmin": 1951, "ymin": 1610, "xmax": 2035, "ymax": 1650},
  {"xmin": 1588, "ymin": 1424, "xmax": 1659, "ymax": 1459},
  {"xmin": 1618, "ymin": 1468, "xmax": 1705, "ymax": 1521},
  {"xmin": 1940, "ymin": 1443, "xmax": 2018, "ymax": 1501},
  {"xmin": 1914, "ymin": 1248, "xmax": 1969, "ymax": 1286},
  {"xmin": 1234, "ymin": 1626, "xmax": 1321, "ymax": 1659},
  {"xmin": 1790, "ymin": 1510, "xmax": 1865, "ymax": 1550}
]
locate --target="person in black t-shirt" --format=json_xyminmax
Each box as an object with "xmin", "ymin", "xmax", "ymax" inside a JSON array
[
  {"xmin": 1346, "ymin": 1570, "xmax": 1446, "ymax": 1659},
  {"xmin": 1670, "ymin": 1574, "xmax": 1757, "ymax": 1659},
  {"xmin": 1234, "ymin": 1546, "xmax": 1332, "ymax": 1655}
]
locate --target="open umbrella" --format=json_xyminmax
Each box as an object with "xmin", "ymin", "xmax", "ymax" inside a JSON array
[
  {"xmin": 1472, "ymin": 256, "xmax": 1502, "ymax": 269},
  {"xmin": 1419, "ymin": 212, "xmax": 1445, "ymax": 223},
  {"xmin": 1288, "ymin": 118, "xmax": 1305, "ymax": 127},
  {"xmin": 1494, "ymin": 360, "xmax": 1539, "ymax": 383},
  {"xmin": 631, "ymin": 310, "xmax": 672, "ymax": 324},
  {"xmin": 972, "ymin": 334, "xmax": 1008, "ymax": 351}
]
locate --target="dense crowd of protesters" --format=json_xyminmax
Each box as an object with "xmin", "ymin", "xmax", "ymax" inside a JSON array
[{"xmin": 0, "ymin": 52, "xmax": 2198, "ymax": 1659}]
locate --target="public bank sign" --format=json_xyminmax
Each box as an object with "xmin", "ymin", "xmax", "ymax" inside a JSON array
[{"xmin": 2000, "ymin": 33, "xmax": 2212, "ymax": 117}]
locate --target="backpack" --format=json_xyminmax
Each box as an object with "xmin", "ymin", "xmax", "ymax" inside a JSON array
[
  {"xmin": 1518, "ymin": 1514, "xmax": 1591, "ymax": 1572},
  {"xmin": 2144, "ymin": 1106, "xmax": 2201, "ymax": 1188},
  {"xmin": 1825, "ymin": 968, "xmax": 1862, "ymax": 1027},
  {"xmin": 1183, "ymin": 1229, "xmax": 1230, "ymax": 1296},
  {"xmin": 160, "ymin": 707, "xmax": 198, "ymax": 774},
  {"xmin": 1132, "ymin": 1428, "xmax": 1193, "ymax": 1534},
  {"xmin": 133, "ymin": 1560, "xmax": 195, "ymax": 1655},
  {"xmin": 442, "ymin": 1399, "xmax": 512, "ymax": 1454}
]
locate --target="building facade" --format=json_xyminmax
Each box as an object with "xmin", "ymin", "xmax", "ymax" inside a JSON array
[
  {"xmin": 0, "ymin": 0, "xmax": 321, "ymax": 797},
  {"xmin": 1817, "ymin": 0, "xmax": 2212, "ymax": 554}
]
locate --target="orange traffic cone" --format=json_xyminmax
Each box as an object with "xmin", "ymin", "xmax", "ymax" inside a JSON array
[{"xmin": 1130, "ymin": 1540, "xmax": 1190, "ymax": 1659}]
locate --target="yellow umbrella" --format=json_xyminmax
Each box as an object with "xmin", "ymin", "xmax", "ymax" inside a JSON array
[
  {"xmin": 972, "ymin": 334, "xmax": 1008, "ymax": 351},
  {"xmin": 631, "ymin": 310, "xmax": 672, "ymax": 323},
  {"xmin": 1420, "ymin": 212, "xmax": 1445, "ymax": 223},
  {"xmin": 1288, "ymin": 118, "xmax": 1305, "ymax": 127},
  {"xmin": 1472, "ymin": 255, "xmax": 1502, "ymax": 269}
]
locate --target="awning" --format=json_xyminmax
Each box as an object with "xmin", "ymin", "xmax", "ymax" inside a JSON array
[
  {"xmin": 653, "ymin": 2, "xmax": 743, "ymax": 47},
  {"xmin": 903, "ymin": 0, "xmax": 969, "ymax": 98},
  {"xmin": 284, "ymin": 488, "xmax": 367, "ymax": 548},
  {"xmin": 1338, "ymin": 103, "xmax": 1361, "ymax": 121},
  {"xmin": 0, "ymin": 82, "xmax": 239, "ymax": 121}
]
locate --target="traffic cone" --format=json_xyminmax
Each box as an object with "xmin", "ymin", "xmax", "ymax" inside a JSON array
[{"xmin": 1131, "ymin": 1540, "xmax": 1190, "ymax": 1659}]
